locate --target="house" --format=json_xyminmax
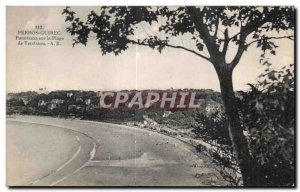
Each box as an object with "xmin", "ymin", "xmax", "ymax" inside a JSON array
[
  {"xmin": 6, "ymin": 94, "xmax": 12, "ymax": 100},
  {"xmin": 38, "ymin": 100, "xmax": 47, "ymax": 106},
  {"xmin": 75, "ymin": 97, "xmax": 83, "ymax": 102},
  {"xmin": 48, "ymin": 103, "xmax": 57, "ymax": 111},
  {"xmin": 68, "ymin": 105, "xmax": 83, "ymax": 113},
  {"xmin": 205, "ymin": 101, "xmax": 222, "ymax": 115},
  {"xmin": 67, "ymin": 93, "xmax": 73, "ymax": 97},
  {"xmin": 51, "ymin": 99, "xmax": 64, "ymax": 104},
  {"xmin": 47, "ymin": 99, "xmax": 64, "ymax": 111},
  {"xmin": 21, "ymin": 97, "xmax": 30, "ymax": 106},
  {"xmin": 38, "ymin": 88, "xmax": 49, "ymax": 95},
  {"xmin": 96, "ymin": 91, "xmax": 102, "ymax": 97},
  {"xmin": 163, "ymin": 111, "xmax": 172, "ymax": 118},
  {"xmin": 85, "ymin": 98, "xmax": 91, "ymax": 105}
]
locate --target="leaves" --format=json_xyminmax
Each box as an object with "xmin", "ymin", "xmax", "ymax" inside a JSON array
[
  {"xmin": 235, "ymin": 63, "xmax": 295, "ymax": 186},
  {"xmin": 196, "ymin": 42, "xmax": 204, "ymax": 51},
  {"xmin": 62, "ymin": 6, "xmax": 294, "ymax": 61}
]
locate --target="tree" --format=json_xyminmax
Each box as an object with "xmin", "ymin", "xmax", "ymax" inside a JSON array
[
  {"xmin": 237, "ymin": 64, "xmax": 295, "ymax": 186},
  {"xmin": 63, "ymin": 6, "xmax": 294, "ymax": 185}
]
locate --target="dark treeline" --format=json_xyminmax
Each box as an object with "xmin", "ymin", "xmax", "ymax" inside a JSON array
[{"xmin": 6, "ymin": 89, "xmax": 222, "ymax": 121}]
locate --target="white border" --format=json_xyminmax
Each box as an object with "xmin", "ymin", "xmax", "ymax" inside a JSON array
[
  {"xmin": 1, "ymin": 0, "xmax": 299, "ymax": 192},
  {"xmin": 2, "ymin": 0, "xmax": 299, "ymax": 6}
]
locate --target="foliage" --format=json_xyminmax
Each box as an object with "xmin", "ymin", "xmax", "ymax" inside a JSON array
[
  {"xmin": 194, "ymin": 112, "xmax": 230, "ymax": 146},
  {"xmin": 62, "ymin": 6, "xmax": 294, "ymax": 65},
  {"xmin": 193, "ymin": 112, "xmax": 241, "ymax": 185},
  {"xmin": 147, "ymin": 110, "xmax": 199, "ymax": 128},
  {"xmin": 7, "ymin": 89, "xmax": 219, "ymax": 123},
  {"xmin": 236, "ymin": 63, "xmax": 295, "ymax": 186},
  {"xmin": 193, "ymin": 64, "xmax": 295, "ymax": 186},
  {"xmin": 7, "ymin": 98, "xmax": 25, "ymax": 107}
]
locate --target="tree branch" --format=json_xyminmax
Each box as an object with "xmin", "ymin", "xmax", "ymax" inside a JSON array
[
  {"xmin": 214, "ymin": 15, "xmax": 220, "ymax": 38},
  {"xmin": 222, "ymin": 28, "xmax": 230, "ymax": 56},
  {"xmin": 229, "ymin": 43, "xmax": 246, "ymax": 71},
  {"xmin": 128, "ymin": 39, "xmax": 211, "ymax": 62},
  {"xmin": 186, "ymin": 7, "xmax": 220, "ymax": 59},
  {"xmin": 228, "ymin": 29, "xmax": 248, "ymax": 71},
  {"xmin": 245, "ymin": 35, "xmax": 294, "ymax": 47},
  {"xmin": 229, "ymin": 35, "xmax": 294, "ymax": 71},
  {"xmin": 228, "ymin": 16, "xmax": 274, "ymax": 70}
]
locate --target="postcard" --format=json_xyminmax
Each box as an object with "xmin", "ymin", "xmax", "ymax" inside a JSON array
[{"xmin": 6, "ymin": 6, "xmax": 295, "ymax": 187}]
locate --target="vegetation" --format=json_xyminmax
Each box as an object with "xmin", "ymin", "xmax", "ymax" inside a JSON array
[
  {"xmin": 193, "ymin": 64, "xmax": 295, "ymax": 186},
  {"xmin": 6, "ymin": 89, "xmax": 219, "ymax": 121},
  {"xmin": 147, "ymin": 110, "xmax": 199, "ymax": 128}
]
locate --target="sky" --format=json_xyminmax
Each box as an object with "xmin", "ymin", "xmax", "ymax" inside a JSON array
[{"xmin": 6, "ymin": 6, "xmax": 294, "ymax": 93}]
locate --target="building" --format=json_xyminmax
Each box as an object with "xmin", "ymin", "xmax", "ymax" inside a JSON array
[
  {"xmin": 47, "ymin": 99, "xmax": 64, "ymax": 111},
  {"xmin": 48, "ymin": 103, "xmax": 57, "ymax": 111},
  {"xmin": 21, "ymin": 97, "xmax": 30, "ymax": 106},
  {"xmin": 163, "ymin": 111, "xmax": 172, "ymax": 118},
  {"xmin": 85, "ymin": 98, "xmax": 91, "ymax": 105},
  {"xmin": 67, "ymin": 93, "xmax": 73, "ymax": 97},
  {"xmin": 37, "ymin": 87, "xmax": 49, "ymax": 95},
  {"xmin": 205, "ymin": 101, "xmax": 222, "ymax": 115},
  {"xmin": 38, "ymin": 100, "xmax": 47, "ymax": 106},
  {"xmin": 51, "ymin": 99, "xmax": 64, "ymax": 104}
]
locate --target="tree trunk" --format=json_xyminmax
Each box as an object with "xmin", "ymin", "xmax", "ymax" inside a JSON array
[{"xmin": 217, "ymin": 68, "xmax": 253, "ymax": 186}]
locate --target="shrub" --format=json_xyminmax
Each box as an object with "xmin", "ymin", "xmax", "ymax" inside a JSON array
[
  {"xmin": 193, "ymin": 64, "xmax": 295, "ymax": 186},
  {"xmin": 236, "ymin": 64, "xmax": 295, "ymax": 186},
  {"xmin": 193, "ymin": 112, "xmax": 241, "ymax": 185}
]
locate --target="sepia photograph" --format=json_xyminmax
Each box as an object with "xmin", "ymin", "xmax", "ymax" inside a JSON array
[{"xmin": 6, "ymin": 5, "xmax": 295, "ymax": 187}]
